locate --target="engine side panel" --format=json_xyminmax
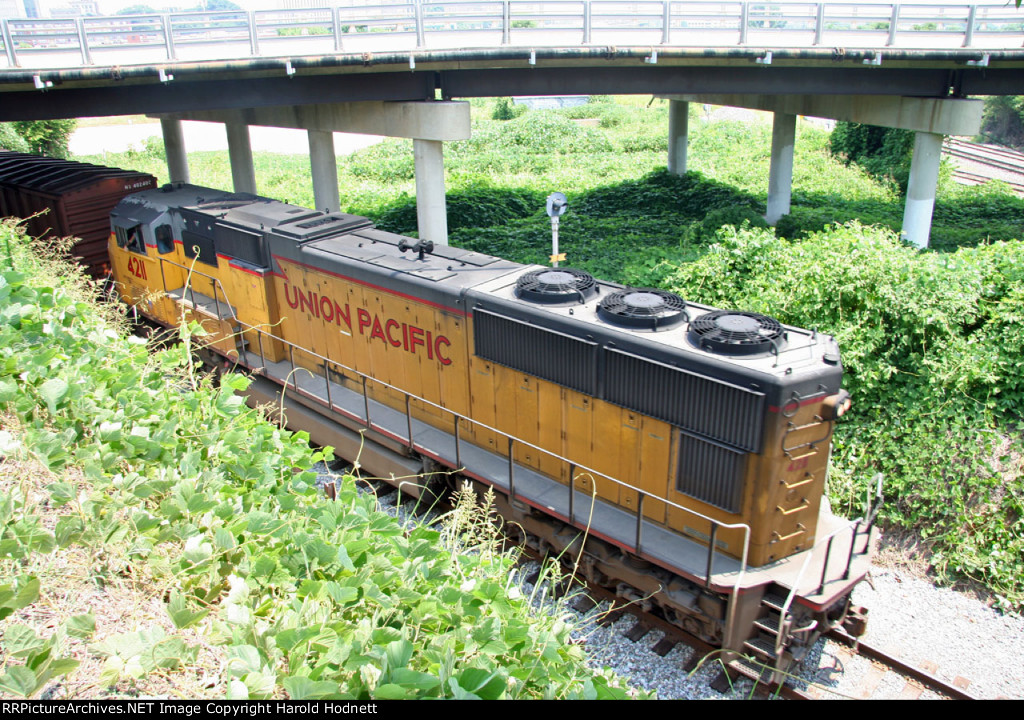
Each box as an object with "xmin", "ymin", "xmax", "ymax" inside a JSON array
[{"xmin": 107, "ymin": 184, "xmax": 848, "ymax": 571}]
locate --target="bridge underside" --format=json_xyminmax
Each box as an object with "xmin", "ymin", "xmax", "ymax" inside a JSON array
[
  {"xmin": 2, "ymin": 48, "xmax": 1014, "ymax": 249},
  {"xmin": 0, "ymin": 47, "xmax": 1022, "ymax": 122},
  {"xmin": 153, "ymin": 100, "xmax": 470, "ymax": 246}
]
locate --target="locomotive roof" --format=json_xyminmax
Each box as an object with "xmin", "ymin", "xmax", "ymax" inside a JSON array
[
  {"xmin": 467, "ymin": 266, "xmax": 844, "ymax": 409},
  {"xmin": 111, "ymin": 182, "xmax": 244, "ymax": 224},
  {"xmin": 275, "ymin": 226, "xmax": 524, "ymax": 314}
]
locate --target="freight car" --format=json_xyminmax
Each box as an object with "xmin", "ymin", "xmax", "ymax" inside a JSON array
[
  {"xmin": 0, "ymin": 152, "xmax": 156, "ymax": 279},
  {"xmin": 106, "ymin": 182, "xmax": 874, "ymax": 683}
]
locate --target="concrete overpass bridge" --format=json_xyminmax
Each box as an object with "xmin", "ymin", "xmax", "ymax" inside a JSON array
[{"xmin": 2, "ymin": 1, "xmax": 1023, "ymax": 247}]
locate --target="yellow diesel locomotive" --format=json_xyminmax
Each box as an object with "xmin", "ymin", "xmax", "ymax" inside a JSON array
[{"xmin": 109, "ymin": 183, "xmax": 872, "ymax": 680}]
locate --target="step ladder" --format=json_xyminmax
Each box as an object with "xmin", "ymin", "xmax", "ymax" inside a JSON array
[{"xmin": 730, "ymin": 587, "xmax": 814, "ymax": 686}]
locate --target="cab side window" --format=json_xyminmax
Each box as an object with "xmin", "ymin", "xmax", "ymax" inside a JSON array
[
  {"xmin": 155, "ymin": 224, "xmax": 174, "ymax": 254},
  {"xmin": 115, "ymin": 225, "xmax": 146, "ymax": 255}
]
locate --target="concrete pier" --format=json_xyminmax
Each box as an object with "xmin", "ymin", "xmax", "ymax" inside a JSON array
[
  {"xmin": 225, "ymin": 121, "xmax": 256, "ymax": 195},
  {"xmin": 160, "ymin": 117, "xmax": 189, "ymax": 184},
  {"xmin": 156, "ymin": 101, "xmax": 471, "ymax": 244},
  {"xmin": 766, "ymin": 112, "xmax": 796, "ymax": 226},
  {"xmin": 902, "ymin": 131, "xmax": 944, "ymax": 249},
  {"xmin": 668, "ymin": 100, "xmax": 689, "ymax": 175},
  {"xmin": 308, "ymin": 129, "xmax": 340, "ymax": 214},
  {"xmin": 660, "ymin": 93, "xmax": 983, "ymax": 245}
]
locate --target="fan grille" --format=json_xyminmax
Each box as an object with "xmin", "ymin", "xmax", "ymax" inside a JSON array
[
  {"xmin": 515, "ymin": 268, "xmax": 597, "ymax": 304},
  {"xmin": 689, "ymin": 310, "xmax": 785, "ymax": 355},
  {"xmin": 598, "ymin": 288, "xmax": 689, "ymax": 330}
]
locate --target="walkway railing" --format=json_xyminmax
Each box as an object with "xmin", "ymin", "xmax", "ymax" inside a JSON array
[
  {"xmin": 152, "ymin": 254, "xmax": 756, "ymax": 634},
  {"xmin": 2, "ymin": 2, "xmax": 1021, "ymax": 69}
]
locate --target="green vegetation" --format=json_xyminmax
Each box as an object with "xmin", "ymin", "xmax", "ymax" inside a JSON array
[
  {"xmin": 71, "ymin": 97, "xmax": 1024, "ymax": 607},
  {"xmin": 641, "ymin": 224, "xmax": 1024, "ymax": 606},
  {"xmin": 492, "ymin": 97, "xmax": 527, "ymax": 121},
  {"xmin": 0, "ymin": 124, "xmax": 30, "ymax": 153},
  {"xmin": 828, "ymin": 121, "xmax": 916, "ymax": 193},
  {"xmin": 979, "ymin": 95, "xmax": 1024, "ymax": 150},
  {"xmin": 0, "ymin": 120, "xmax": 77, "ymax": 158},
  {"xmin": 0, "ymin": 223, "xmax": 628, "ymax": 699}
]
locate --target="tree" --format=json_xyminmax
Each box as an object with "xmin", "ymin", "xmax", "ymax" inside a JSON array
[
  {"xmin": 3, "ymin": 120, "xmax": 78, "ymax": 159},
  {"xmin": 0, "ymin": 124, "xmax": 30, "ymax": 153},
  {"xmin": 979, "ymin": 96, "xmax": 1024, "ymax": 150},
  {"xmin": 829, "ymin": 122, "xmax": 915, "ymax": 193},
  {"xmin": 195, "ymin": 0, "xmax": 242, "ymax": 11}
]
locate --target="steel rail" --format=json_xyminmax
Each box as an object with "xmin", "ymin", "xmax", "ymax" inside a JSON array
[{"xmin": 826, "ymin": 627, "xmax": 979, "ymax": 700}]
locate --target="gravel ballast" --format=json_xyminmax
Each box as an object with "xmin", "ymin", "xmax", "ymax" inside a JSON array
[
  {"xmin": 321, "ymin": 468, "xmax": 1024, "ymax": 699},
  {"xmin": 561, "ymin": 565, "xmax": 1024, "ymax": 700}
]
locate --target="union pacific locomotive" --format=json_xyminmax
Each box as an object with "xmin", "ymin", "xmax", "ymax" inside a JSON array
[{"xmin": 108, "ymin": 182, "xmax": 873, "ymax": 682}]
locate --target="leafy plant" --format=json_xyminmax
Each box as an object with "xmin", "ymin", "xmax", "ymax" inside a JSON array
[
  {"xmin": 829, "ymin": 121, "xmax": 915, "ymax": 193},
  {"xmin": 978, "ymin": 95, "xmax": 1024, "ymax": 149},
  {"xmin": 4, "ymin": 120, "xmax": 78, "ymax": 159},
  {"xmin": 0, "ymin": 221, "xmax": 627, "ymax": 698},
  {"xmin": 0, "ymin": 124, "xmax": 30, "ymax": 153},
  {"xmin": 492, "ymin": 97, "xmax": 526, "ymax": 121},
  {"xmin": 643, "ymin": 223, "xmax": 1024, "ymax": 606}
]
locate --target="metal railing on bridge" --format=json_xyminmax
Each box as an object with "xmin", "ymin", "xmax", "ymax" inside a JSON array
[{"xmin": 2, "ymin": 2, "xmax": 1021, "ymax": 69}]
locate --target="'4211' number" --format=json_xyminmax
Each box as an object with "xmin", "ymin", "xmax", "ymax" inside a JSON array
[{"xmin": 127, "ymin": 256, "xmax": 147, "ymax": 280}]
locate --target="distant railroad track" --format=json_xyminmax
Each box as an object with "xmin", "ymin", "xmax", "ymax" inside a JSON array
[{"xmin": 945, "ymin": 137, "xmax": 1024, "ymax": 197}]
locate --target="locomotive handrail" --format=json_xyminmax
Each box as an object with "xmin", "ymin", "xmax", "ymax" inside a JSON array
[
  {"xmin": 261, "ymin": 316, "xmax": 754, "ymax": 603},
  {"xmin": 148, "ymin": 256, "xmax": 865, "ymax": 659},
  {"xmin": 772, "ymin": 515, "xmax": 871, "ymax": 661},
  {"xmin": 150, "ymin": 256, "xmax": 753, "ymax": 636},
  {"xmin": 2, "ymin": 2, "xmax": 1021, "ymax": 69}
]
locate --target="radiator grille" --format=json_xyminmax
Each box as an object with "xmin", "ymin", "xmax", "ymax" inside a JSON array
[
  {"xmin": 474, "ymin": 309, "xmax": 597, "ymax": 394},
  {"xmin": 604, "ymin": 348, "xmax": 765, "ymax": 452},
  {"xmin": 677, "ymin": 431, "xmax": 747, "ymax": 513}
]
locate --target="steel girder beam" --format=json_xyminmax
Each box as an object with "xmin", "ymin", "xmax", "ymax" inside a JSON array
[
  {"xmin": 0, "ymin": 72, "xmax": 436, "ymax": 122},
  {"xmin": 438, "ymin": 67, "xmax": 985, "ymax": 100},
  {"xmin": 2, "ymin": 64, "xmax": 1023, "ymax": 123}
]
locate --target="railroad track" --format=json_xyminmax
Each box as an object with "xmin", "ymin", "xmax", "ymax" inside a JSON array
[
  {"xmin": 517, "ymin": 539, "xmax": 983, "ymax": 700},
  {"xmin": 952, "ymin": 169, "xmax": 1024, "ymax": 194},
  {"xmin": 326, "ymin": 463, "xmax": 986, "ymax": 700},
  {"xmin": 944, "ymin": 137, "xmax": 1024, "ymax": 196},
  {"xmin": 820, "ymin": 629, "xmax": 977, "ymax": 700}
]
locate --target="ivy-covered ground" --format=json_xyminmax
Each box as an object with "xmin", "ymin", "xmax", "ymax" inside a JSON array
[
  {"xmin": 73, "ymin": 98, "xmax": 1024, "ymax": 608},
  {"xmin": 0, "ymin": 224, "xmax": 631, "ymax": 699}
]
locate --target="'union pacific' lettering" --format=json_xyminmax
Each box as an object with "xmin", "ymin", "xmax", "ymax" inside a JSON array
[
  {"xmin": 284, "ymin": 283, "xmax": 352, "ymax": 330},
  {"xmin": 356, "ymin": 308, "xmax": 452, "ymax": 366},
  {"xmin": 283, "ymin": 282, "xmax": 452, "ymax": 366}
]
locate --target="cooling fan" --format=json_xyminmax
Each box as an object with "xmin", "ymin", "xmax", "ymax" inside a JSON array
[
  {"xmin": 688, "ymin": 310, "xmax": 786, "ymax": 355},
  {"xmin": 597, "ymin": 288, "xmax": 689, "ymax": 330},
  {"xmin": 515, "ymin": 268, "xmax": 598, "ymax": 304}
]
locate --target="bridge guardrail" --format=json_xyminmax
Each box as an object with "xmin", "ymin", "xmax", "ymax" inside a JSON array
[{"xmin": 1, "ymin": 1, "xmax": 1021, "ymax": 69}]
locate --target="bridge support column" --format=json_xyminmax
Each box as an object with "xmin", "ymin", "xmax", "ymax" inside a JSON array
[
  {"xmin": 413, "ymin": 139, "xmax": 448, "ymax": 245},
  {"xmin": 668, "ymin": 100, "xmax": 689, "ymax": 175},
  {"xmin": 160, "ymin": 117, "xmax": 189, "ymax": 184},
  {"xmin": 902, "ymin": 131, "xmax": 943, "ymax": 249},
  {"xmin": 161, "ymin": 102, "xmax": 471, "ymax": 243},
  {"xmin": 308, "ymin": 130, "xmax": 340, "ymax": 213},
  {"xmin": 765, "ymin": 112, "xmax": 796, "ymax": 226},
  {"xmin": 225, "ymin": 122, "xmax": 257, "ymax": 195}
]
